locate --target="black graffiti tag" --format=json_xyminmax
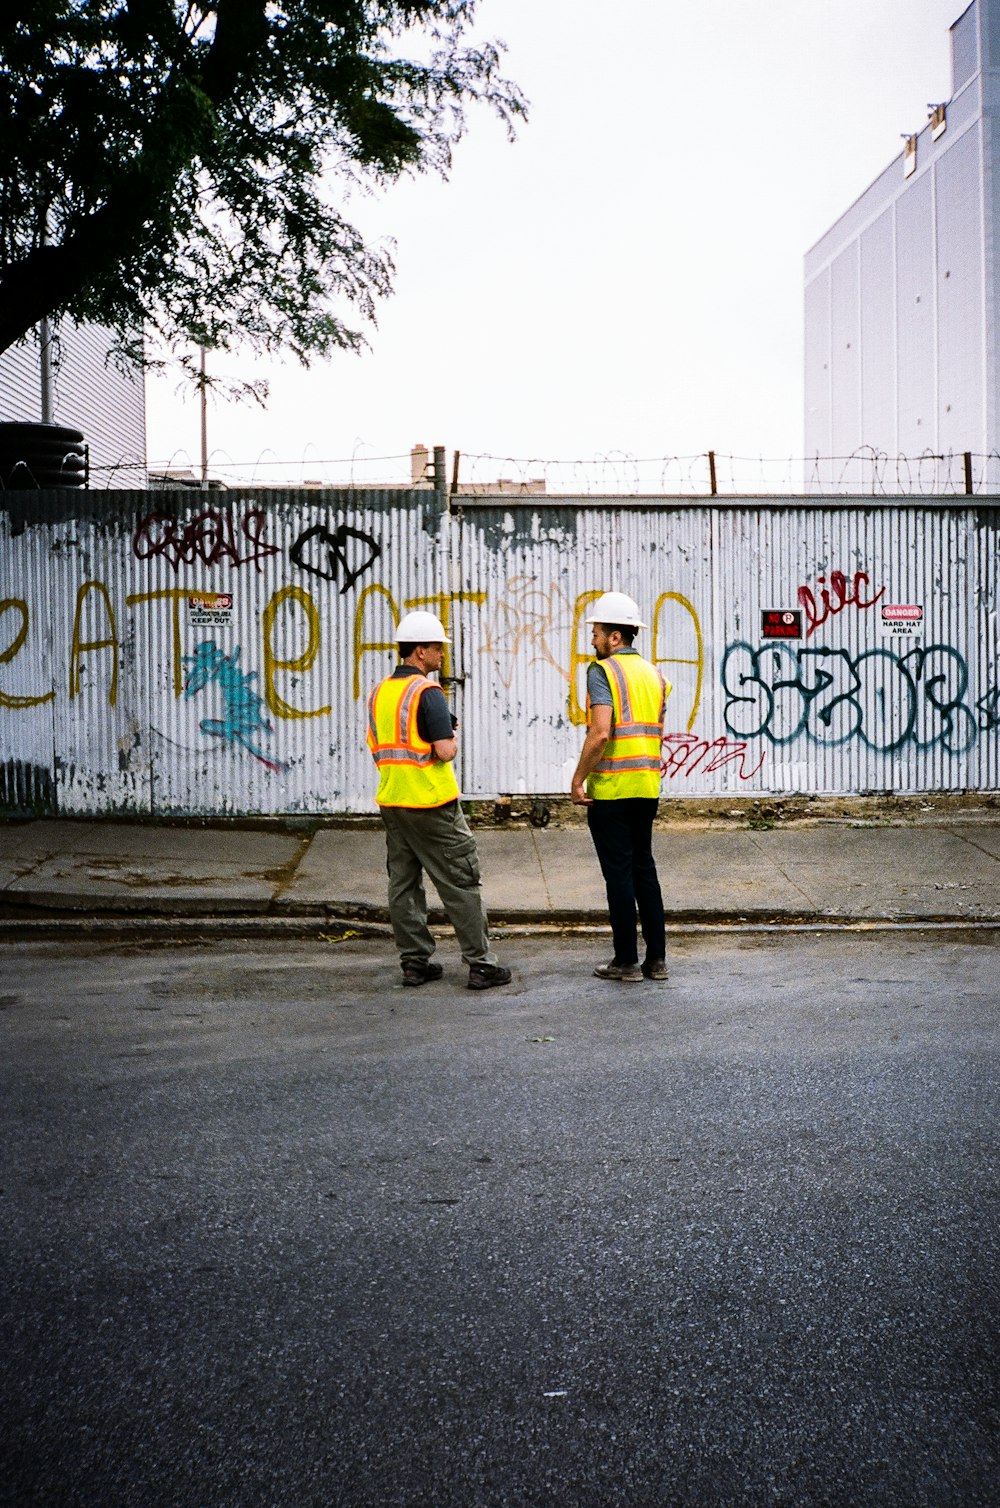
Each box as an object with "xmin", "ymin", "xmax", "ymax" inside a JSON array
[
  {"xmin": 289, "ymin": 523, "xmax": 381, "ymax": 594},
  {"xmin": 133, "ymin": 508, "xmax": 280, "ymax": 573}
]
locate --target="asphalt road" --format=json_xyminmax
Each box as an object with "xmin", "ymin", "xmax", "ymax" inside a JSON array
[{"xmin": 1, "ymin": 930, "xmax": 998, "ymax": 1507}]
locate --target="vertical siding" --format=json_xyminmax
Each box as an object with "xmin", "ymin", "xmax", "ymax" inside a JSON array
[
  {"xmin": 831, "ymin": 245, "xmax": 862, "ymax": 485},
  {"xmin": 860, "ymin": 208, "xmax": 896, "ymax": 458},
  {"xmin": 0, "ymin": 322, "xmax": 145, "ymax": 488},
  {"xmin": 896, "ymin": 172, "xmax": 936, "ymax": 460},
  {"xmin": 803, "ymin": 270, "xmax": 831, "ymax": 471},
  {"xmin": 936, "ymin": 122, "xmax": 985, "ymax": 461},
  {"xmin": 0, "ymin": 515, "xmax": 57, "ymax": 813},
  {"xmin": 0, "ymin": 340, "xmax": 39, "ymax": 420},
  {"xmin": 52, "ymin": 323, "xmax": 146, "ymax": 488},
  {"xmin": 1, "ymin": 491, "xmax": 997, "ymax": 814},
  {"xmin": 803, "ymin": 0, "xmax": 994, "ymax": 490}
]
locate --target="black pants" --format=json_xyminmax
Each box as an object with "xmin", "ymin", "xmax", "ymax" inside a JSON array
[{"xmin": 587, "ymin": 798, "xmax": 666, "ymax": 965}]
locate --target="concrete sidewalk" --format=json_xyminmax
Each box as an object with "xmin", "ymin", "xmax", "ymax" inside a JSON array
[{"xmin": 2, "ymin": 815, "xmax": 1000, "ymax": 934}]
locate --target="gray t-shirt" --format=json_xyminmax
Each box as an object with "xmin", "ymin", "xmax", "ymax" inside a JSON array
[
  {"xmin": 390, "ymin": 666, "xmax": 454, "ymax": 742},
  {"xmin": 586, "ymin": 647, "xmax": 642, "ymax": 708}
]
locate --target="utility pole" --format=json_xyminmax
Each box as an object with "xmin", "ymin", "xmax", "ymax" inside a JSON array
[
  {"xmin": 40, "ymin": 317, "xmax": 53, "ymax": 423},
  {"xmin": 199, "ymin": 347, "xmax": 208, "ymax": 487}
]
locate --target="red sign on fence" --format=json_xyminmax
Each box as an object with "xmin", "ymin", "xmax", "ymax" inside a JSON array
[{"xmin": 761, "ymin": 610, "xmax": 803, "ymax": 640}]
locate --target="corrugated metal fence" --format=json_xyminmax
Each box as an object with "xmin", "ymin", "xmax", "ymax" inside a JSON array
[{"xmin": 2, "ymin": 488, "xmax": 997, "ymax": 815}]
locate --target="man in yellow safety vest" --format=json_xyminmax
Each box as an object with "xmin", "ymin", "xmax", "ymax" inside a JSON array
[
  {"xmin": 570, "ymin": 591, "xmax": 671, "ymax": 983},
  {"xmin": 367, "ymin": 609, "xmax": 512, "ymax": 991}
]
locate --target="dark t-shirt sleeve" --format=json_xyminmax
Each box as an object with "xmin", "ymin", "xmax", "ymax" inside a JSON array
[
  {"xmin": 586, "ymin": 661, "xmax": 613, "ymax": 707},
  {"xmin": 416, "ymin": 684, "xmax": 454, "ymax": 742}
]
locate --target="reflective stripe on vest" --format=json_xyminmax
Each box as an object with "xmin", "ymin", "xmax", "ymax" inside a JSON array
[
  {"xmin": 587, "ymin": 653, "xmax": 670, "ymax": 801},
  {"xmin": 367, "ymin": 674, "xmax": 460, "ymax": 808}
]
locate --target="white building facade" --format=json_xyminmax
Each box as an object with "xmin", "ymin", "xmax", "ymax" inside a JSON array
[
  {"xmin": 805, "ymin": 0, "xmax": 1000, "ymax": 492},
  {"xmin": 0, "ymin": 323, "xmax": 146, "ymax": 489}
]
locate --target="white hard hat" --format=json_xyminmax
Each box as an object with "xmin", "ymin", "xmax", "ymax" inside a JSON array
[
  {"xmin": 585, "ymin": 591, "xmax": 647, "ymax": 628},
  {"xmin": 395, "ymin": 609, "xmax": 450, "ymax": 643}
]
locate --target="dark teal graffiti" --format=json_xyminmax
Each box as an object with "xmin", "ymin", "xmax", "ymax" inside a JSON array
[
  {"xmin": 721, "ymin": 642, "xmax": 982, "ymax": 755},
  {"xmin": 183, "ymin": 640, "xmax": 288, "ymax": 773}
]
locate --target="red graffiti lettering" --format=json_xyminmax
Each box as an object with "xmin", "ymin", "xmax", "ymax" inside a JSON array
[
  {"xmin": 796, "ymin": 569, "xmax": 885, "ymax": 639},
  {"xmin": 796, "ymin": 570, "xmax": 886, "ymax": 639},
  {"xmin": 661, "ymin": 733, "xmax": 766, "ymax": 782}
]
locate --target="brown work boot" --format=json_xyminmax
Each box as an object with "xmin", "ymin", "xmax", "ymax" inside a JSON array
[
  {"xmin": 401, "ymin": 960, "xmax": 444, "ymax": 987},
  {"xmin": 593, "ymin": 960, "xmax": 643, "ymax": 983},
  {"xmin": 467, "ymin": 963, "xmax": 512, "ymax": 991},
  {"xmin": 641, "ymin": 959, "xmax": 669, "ymax": 981}
]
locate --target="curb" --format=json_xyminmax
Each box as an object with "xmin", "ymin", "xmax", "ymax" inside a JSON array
[{"xmin": 1, "ymin": 912, "xmax": 998, "ymax": 943}]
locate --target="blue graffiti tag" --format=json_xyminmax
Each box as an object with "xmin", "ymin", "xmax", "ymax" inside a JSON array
[
  {"xmin": 183, "ymin": 640, "xmax": 288, "ymax": 772},
  {"xmin": 721, "ymin": 641, "xmax": 983, "ymax": 755}
]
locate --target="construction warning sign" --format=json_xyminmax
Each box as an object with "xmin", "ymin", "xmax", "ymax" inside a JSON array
[
  {"xmin": 188, "ymin": 593, "xmax": 234, "ymax": 626},
  {"xmin": 880, "ymin": 604, "xmax": 923, "ymax": 635}
]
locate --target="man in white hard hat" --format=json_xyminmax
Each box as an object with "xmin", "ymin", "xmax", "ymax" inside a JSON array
[
  {"xmin": 570, "ymin": 591, "xmax": 671, "ymax": 983},
  {"xmin": 366, "ymin": 610, "xmax": 512, "ymax": 990}
]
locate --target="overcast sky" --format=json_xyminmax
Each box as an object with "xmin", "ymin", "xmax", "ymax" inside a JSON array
[{"xmin": 144, "ymin": 0, "xmax": 962, "ymax": 489}]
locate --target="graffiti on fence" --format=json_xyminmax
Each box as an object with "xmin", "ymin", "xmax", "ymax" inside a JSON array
[
  {"xmin": 0, "ymin": 598, "xmax": 55, "ymax": 708},
  {"xmin": 353, "ymin": 585, "xmax": 488, "ymax": 697},
  {"xmin": 183, "ymin": 640, "xmax": 288, "ymax": 772},
  {"xmin": 565, "ymin": 590, "xmax": 703, "ymax": 730},
  {"xmin": 479, "ymin": 577, "xmax": 575, "ymax": 688},
  {"xmin": 5, "ymin": 572, "xmax": 708, "ymax": 739},
  {"xmin": 661, "ymin": 732, "xmax": 766, "ymax": 782},
  {"xmin": 721, "ymin": 640, "xmax": 985, "ymax": 754},
  {"xmin": 797, "ymin": 570, "xmax": 885, "ymax": 639},
  {"xmin": 0, "ymin": 579, "xmax": 330, "ymax": 725},
  {"xmin": 976, "ymin": 686, "xmax": 1000, "ymax": 732},
  {"xmin": 133, "ymin": 508, "xmax": 280, "ymax": 573},
  {"xmin": 289, "ymin": 522, "xmax": 381, "ymax": 592}
]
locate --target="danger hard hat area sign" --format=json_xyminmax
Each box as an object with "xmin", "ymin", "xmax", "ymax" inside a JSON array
[{"xmin": 881, "ymin": 604, "xmax": 923, "ymax": 634}]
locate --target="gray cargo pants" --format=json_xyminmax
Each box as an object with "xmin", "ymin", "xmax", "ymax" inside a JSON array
[{"xmin": 380, "ymin": 800, "xmax": 499, "ymax": 968}]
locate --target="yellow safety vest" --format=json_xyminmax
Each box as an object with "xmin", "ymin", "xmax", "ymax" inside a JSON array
[
  {"xmin": 587, "ymin": 652, "xmax": 670, "ymax": 801},
  {"xmin": 367, "ymin": 673, "xmax": 460, "ymax": 808}
]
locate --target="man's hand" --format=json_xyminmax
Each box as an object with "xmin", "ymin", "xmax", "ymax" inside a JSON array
[
  {"xmin": 570, "ymin": 705, "xmax": 611, "ymax": 804},
  {"xmin": 432, "ymin": 735, "xmax": 458, "ymax": 762}
]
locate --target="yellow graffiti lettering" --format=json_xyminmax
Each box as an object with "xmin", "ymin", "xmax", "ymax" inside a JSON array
[
  {"xmin": 262, "ymin": 584, "xmax": 331, "ymax": 721},
  {"xmin": 354, "ymin": 583, "xmax": 399, "ymax": 700},
  {"xmin": 125, "ymin": 589, "xmax": 188, "ymax": 697},
  {"xmin": 652, "ymin": 592, "xmax": 703, "ymax": 731},
  {"xmin": 404, "ymin": 592, "xmax": 488, "ymax": 683},
  {"xmin": 0, "ymin": 598, "xmax": 55, "ymax": 709},
  {"xmin": 69, "ymin": 581, "xmax": 118, "ymax": 706},
  {"xmin": 567, "ymin": 590, "xmax": 602, "ymax": 726}
]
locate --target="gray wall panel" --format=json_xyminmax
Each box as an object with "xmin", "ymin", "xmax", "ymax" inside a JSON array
[
  {"xmin": 936, "ymin": 121, "xmax": 986, "ymax": 457},
  {"xmin": 860, "ymin": 208, "xmax": 896, "ymax": 458},
  {"xmin": 896, "ymin": 171, "xmax": 936, "ymax": 459}
]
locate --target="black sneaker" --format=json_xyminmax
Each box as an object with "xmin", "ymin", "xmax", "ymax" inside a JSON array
[
  {"xmin": 401, "ymin": 960, "xmax": 444, "ymax": 987},
  {"xmin": 467, "ymin": 963, "xmax": 512, "ymax": 991},
  {"xmin": 641, "ymin": 959, "xmax": 668, "ymax": 981}
]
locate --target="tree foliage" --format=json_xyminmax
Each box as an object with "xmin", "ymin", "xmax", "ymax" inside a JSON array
[{"xmin": 0, "ymin": 1, "xmax": 525, "ymax": 370}]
